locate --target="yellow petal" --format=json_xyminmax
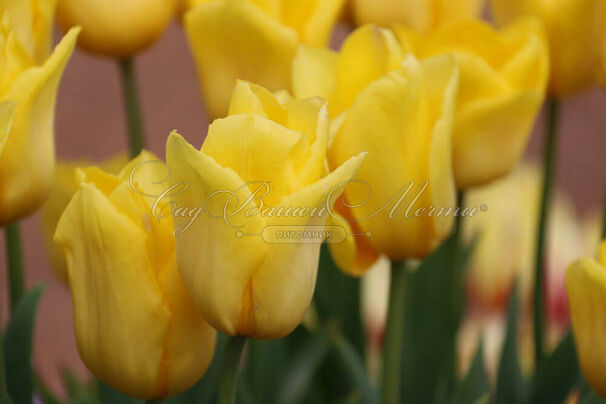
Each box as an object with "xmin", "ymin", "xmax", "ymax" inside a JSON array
[
  {"xmin": 57, "ymin": 0, "xmax": 174, "ymax": 58},
  {"xmin": 227, "ymin": 80, "xmax": 288, "ymax": 123},
  {"xmin": 54, "ymin": 183, "xmax": 171, "ymax": 400},
  {"xmin": 0, "ymin": 101, "xmax": 15, "ymax": 156},
  {"xmin": 250, "ymin": 153, "xmax": 365, "ymax": 338},
  {"xmin": 166, "ymin": 132, "xmax": 268, "ymax": 336},
  {"xmin": 600, "ymin": 240, "xmax": 606, "ymax": 267},
  {"xmin": 331, "ymin": 24, "xmax": 404, "ymax": 116},
  {"xmin": 202, "ymin": 113, "xmax": 308, "ymax": 205},
  {"xmin": 567, "ymin": 258, "xmax": 606, "ymax": 398},
  {"xmin": 292, "ymin": 45, "xmax": 338, "ymax": 103},
  {"xmin": 452, "ymin": 90, "xmax": 543, "ymax": 188},
  {"xmin": 280, "ymin": 0, "xmax": 346, "ymax": 46},
  {"xmin": 0, "ymin": 0, "xmax": 57, "ymax": 62},
  {"xmin": 185, "ymin": 0, "xmax": 298, "ymax": 119},
  {"xmin": 0, "ymin": 27, "xmax": 78, "ymax": 225}
]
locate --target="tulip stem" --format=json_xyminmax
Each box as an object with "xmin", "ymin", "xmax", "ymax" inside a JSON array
[
  {"xmin": 119, "ymin": 58, "xmax": 145, "ymax": 157},
  {"xmin": 533, "ymin": 99, "xmax": 560, "ymax": 366},
  {"xmin": 146, "ymin": 400, "xmax": 162, "ymax": 404},
  {"xmin": 4, "ymin": 222, "xmax": 25, "ymax": 311},
  {"xmin": 380, "ymin": 261, "xmax": 407, "ymax": 404},
  {"xmin": 217, "ymin": 336, "xmax": 247, "ymax": 404}
]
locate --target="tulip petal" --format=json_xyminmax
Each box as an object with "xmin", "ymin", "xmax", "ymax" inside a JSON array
[
  {"xmin": 250, "ymin": 153, "xmax": 365, "ymax": 338},
  {"xmin": 0, "ymin": 27, "xmax": 78, "ymax": 225},
  {"xmin": 0, "ymin": 101, "xmax": 15, "ymax": 156},
  {"xmin": 54, "ymin": 183, "xmax": 171, "ymax": 400},
  {"xmin": 202, "ymin": 113, "xmax": 308, "ymax": 204},
  {"xmin": 166, "ymin": 132, "xmax": 268, "ymax": 336},
  {"xmin": 292, "ymin": 45, "xmax": 338, "ymax": 103},
  {"xmin": 452, "ymin": 90, "xmax": 542, "ymax": 188},
  {"xmin": 280, "ymin": 0, "xmax": 346, "ymax": 46},
  {"xmin": 331, "ymin": 25, "xmax": 404, "ymax": 115},
  {"xmin": 185, "ymin": 0, "xmax": 298, "ymax": 119},
  {"xmin": 567, "ymin": 258, "xmax": 606, "ymax": 398}
]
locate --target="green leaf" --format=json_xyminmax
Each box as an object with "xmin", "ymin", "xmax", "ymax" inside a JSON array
[
  {"xmin": 400, "ymin": 233, "xmax": 477, "ymax": 404},
  {"xmin": 97, "ymin": 382, "xmax": 140, "ymax": 404},
  {"xmin": 314, "ymin": 244, "xmax": 365, "ymax": 356},
  {"xmin": 580, "ymin": 393, "xmax": 606, "ymax": 404},
  {"xmin": 495, "ymin": 285, "xmax": 526, "ymax": 404},
  {"xmin": 276, "ymin": 334, "xmax": 330, "ymax": 404},
  {"xmin": 3, "ymin": 284, "xmax": 46, "ymax": 404},
  {"xmin": 35, "ymin": 376, "xmax": 61, "ymax": 404},
  {"xmin": 451, "ymin": 342, "xmax": 488, "ymax": 404},
  {"xmin": 527, "ymin": 331, "xmax": 579, "ymax": 404}
]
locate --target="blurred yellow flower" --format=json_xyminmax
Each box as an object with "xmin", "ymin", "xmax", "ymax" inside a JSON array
[
  {"xmin": 567, "ymin": 240, "xmax": 606, "ymax": 398},
  {"xmin": 351, "ymin": 0, "xmax": 484, "ymax": 31},
  {"xmin": 41, "ymin": 155, "xmax": 128, "ymax": 283},
  {"xmin": 57, "ymin": 0, "xmax": 175, "ymax": 58},
  {"xmin": 54, "ymin": 151, "xmax": 217, "ymax": 400},
  {"xmin": 0, "ymin": 25, "xmax": 79, "ymax": 225},
  {"xmin": 491, "ymin": 0, "xmax": 602, "ymax": 97},
  {"xmin": 293, "ymin": 25, "xmax": 458, "ymax": 275},
  {"xmin": 184, "ymin": 0, "xmax": 345, "ymax": 119},
  {"xmin": 0, "ymin": 0, "xmax": 57, "ymax": 63},
  {"xmin": 394, "ymin": 19, "xmax": 548, "ymax": 188},
  {"xmin": 166, "ymin": 80, "xmax": 365, "ymax": 339},
  {"xmin": 465, "ymin": 164, "xmax": 602, "ymax": 319}
]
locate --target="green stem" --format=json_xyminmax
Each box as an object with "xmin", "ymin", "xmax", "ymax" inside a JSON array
[
  {"xmin": 217, "ymin": 336, "xmax": 247, "ymax": 404},
  {"xmin": 380, "ymin": 261, "xmax": 407, "ymax": 404},
  {"xmin": 119, "ymin": 58, "xmax": 145, "ymax": 157},
  {"xmin": 533, "ymin": 99, "xmax": 560, "ymax": 366},
  {"xmin": 146, "ymin": 400, "xmax": 163, "ymax": 404},
  {"xmin": 5, "ymin": 223, "xmax": 24, "ymax": 311}
]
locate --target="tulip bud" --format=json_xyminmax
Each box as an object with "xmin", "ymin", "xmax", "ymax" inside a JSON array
[
  {"xmin": 184, "ymin": 0, "xmax": 345, "ymax": 119},
  {"xmin": 0, "ymin": 27, "xmax": 79, "ymax": 225},
  {"xmin": 54, "ymin": 151, "xmax": 217, "ymax": 400},
  {"xmin": 56, "ymin": 0, "xmax": 175, "ymax": 58},
  {"xmin": 394, "ymin": 19, "xmax": 548, "ymax": 188},
  {"xmin": 293, "ymin": 25, "xmax": 459, "ymax": 275},
  {"xmin": 0, "ymin": 101, "xmax": 15, "ymax": 157},
  {"xmin": 567, "ymin": 240, "xmax": 606, "ymax": 398},
  {"xmin": 166, "ymin": 80, "xmax": 365, "ymax": 339},
  {"xmin": 491, "ymin": 0, "xmax": 602, "ymax": 97}
]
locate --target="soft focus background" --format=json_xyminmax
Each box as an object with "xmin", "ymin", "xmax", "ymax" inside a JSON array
[{"xmin": 0, "ymin": 17, "xmax": 605, "ymax": 395}]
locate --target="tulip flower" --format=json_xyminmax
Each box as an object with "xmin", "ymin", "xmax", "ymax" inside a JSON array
[
  {"xmin": 351, "ymin": 0, "xmax": 484, "ymax": 31},
  {"xmin": 184, "ymin": 0, "xmax": 345, "ymax": 119},
  {"xmin": 54, "ymin": 151, "xmax": 217, "ymax": 400},
  {"xmin": 166, "ymin": 80, "xmax": 365, "ymax": 339},
  {"xmin": 567, "ymin": 240, "xmax": 606, "ymax": 398},
  {"xmin": 1, "ymin": 0, "xmax": 57, "ymax": 63},
  {"xmin": 0, "ymin": 27, "xmax": 79, "ymax": 225},
  {"xmin": 293, "ymin": 25, "xmax": 459, "ymax": 275},
  {"xmin": 393, "ymin": 19, "xmax": 548, "ymax": 188},
  {"xmin": 41, "ymin": 155, "xmax": 128, "ymax": 282},
  {"xmin": 491, "ymin": 0, "xmax": 602, "ymax": 97},
  {"xmin": 56, "ymin": 0, "xmax": 175, "ymax": 58}
]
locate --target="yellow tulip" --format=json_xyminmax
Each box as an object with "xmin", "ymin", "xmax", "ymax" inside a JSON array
[
  {"xmin": 293, "ymin": 25, "xmax": 459, "ymax": 275},
  {"xmin": 56, "ymin": 0, "xmax": 175, "ymax": 58},
  {"xmin": 54, "ymin": 151, "xmax": 217, "ymax": 400},
  {"xmin": 0, "ymin": 26, "xmax": 79, "ymax": 225},
  {"xmin": 491, "ymin": 0, "xmax": 602, "ymax": 97},
  {"xmin": 351, "ymin": 0, "xmax": 484, "ymax": 31},
  {"xmin": 166, "ymin": 80, "xmax": 365, "ymax": 339},
  {"xmin": 41, "ymin": 155, "xmax": 128, "ymax": 283},
  {"xmin": 393, "ymin": 19, "xmax": 548, "ymax": 188},
  {"xmin": 184, "ymin": 0, "xmax": 345, "ymax": 119},
  {"xmin": 0, "ymin": 0, "xmax": 57, "ymax": 63},
  {"xmin": 567, "ymin": 240, "xmax": 606, "ymax": 398}
]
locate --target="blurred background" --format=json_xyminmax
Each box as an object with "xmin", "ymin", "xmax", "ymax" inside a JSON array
[{"xmin": 0, "ymin": 13, "xmax": 605, "ymax": 396}]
